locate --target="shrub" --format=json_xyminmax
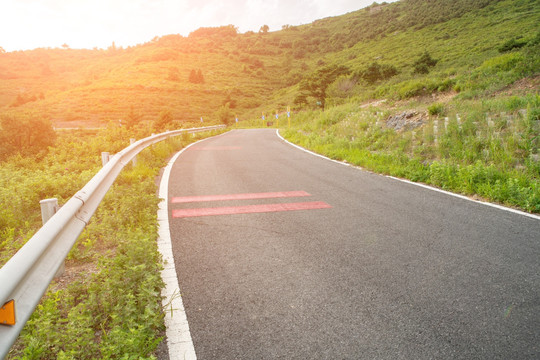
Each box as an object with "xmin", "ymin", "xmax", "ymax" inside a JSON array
[
  {"xmin": 216, "ymin": 103, "xmax": 233, "ymax": 125},
  {"xmin": 498, "ymin": 38, "xmax": 527, "ymax": 53},
  {"xmin": 477, "ymin": 52, "xmax": 524, "ymax": 74},
  {"xmin": 355, "ymin": 62, "xmax": 399, "ymax": 84},
  {"xmin": 413, "ymin": 51, "xmax": 438, "ymax": 74},
  {"xmin": 0, "ymin": 114, "xmax": 56, "ymax": 160},
  {"xmin": 154, "ymin": 110, "xmax": 174, "ymax": 131},
  {"xmin": 428, "ymin": 103, "xmax": 445, "ymax": 116}
]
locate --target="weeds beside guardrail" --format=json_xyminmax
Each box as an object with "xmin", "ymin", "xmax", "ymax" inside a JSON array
[{"xmin": 0, "ymin": 125, "xmax": 225, "ymax": 359}]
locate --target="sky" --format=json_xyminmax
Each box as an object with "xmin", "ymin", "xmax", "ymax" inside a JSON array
[{"xmin": 0, "ymin": 0, "xmax": 396, "ymax": 52}]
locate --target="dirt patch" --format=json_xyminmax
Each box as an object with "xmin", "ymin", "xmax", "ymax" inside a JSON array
[
  {"xmin": 494, "ymin": 74, "xmax": 540, "ymax": 96},
  {"xmin": 360, "ymin": 99, "xmax": 387, "ymax": 108},
  {"xmin": 50, "ymin": 260, "xmax": 98, "ymax": 291},
  {"xmin": 385, "ymin": 110, "xmax": 427, "ymax": 131}
]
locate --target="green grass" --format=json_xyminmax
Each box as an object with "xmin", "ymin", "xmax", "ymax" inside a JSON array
[
  {"xmin": 281, "ymin": 94, "xmax": 540, "ymax": 213},
  {"xmin": 3, "ymin": 128, "xmax": 225, "ymax": 359}
]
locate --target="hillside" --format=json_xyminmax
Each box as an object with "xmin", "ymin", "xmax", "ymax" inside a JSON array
[{"xmin": 0, "ymin": 0, "xmax": 538, "ymax": 130}]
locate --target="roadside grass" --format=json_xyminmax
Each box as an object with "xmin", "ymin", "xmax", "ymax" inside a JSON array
[
  {"xmin": 281, "ymin": 94, "xmax": 540, "ymax": 213},
  {"xmin": 3, "ymin": 128, "xmax": 225, "ymax": 359}
]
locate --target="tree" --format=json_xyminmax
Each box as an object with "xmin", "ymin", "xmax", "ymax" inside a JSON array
[
  {"xmin": 216, "ymin": 103, "xmax": 232, "ymax": 126},
  {"xmin": 154, "ymin": 110, "xmax": 174, "ymax": 131},
  {"xmin": 189, "ymin": 25, "xmax": 238, "ymax": 38},
  {"xmin": 196, "ymin": 69, "xmax": 204, "ymax": 83},
  {"xmin": 189, "ymin": 69, "xmax": 204, "ymax": 83},
  {"xmin": 413, "ymin": 51, "xmax": 438, "ymax": 74},
  {"xmin": 189, "ymin": 69, "xmax": 197, "ymax": 83},
  {"xmin": 259, "ymin": 25, "xmax": 269, "ymax": 35},
  {"xmin": 298, "ymin": 64, "xmax": 350, "ymax": 110},
  {"xmin": 355, "ymin": 62, "xmax": 398, "ymax": 84},
  {"xmin": 167, "ymin": 67, "xmax": 180, "ymax": 81},
  {"xmin": 124, "ymin": 106, "xmax": 142, "ymax": 129},
  {"xmin": 0, "ymin": 114, "xmax": 56, "ymax": 160}
]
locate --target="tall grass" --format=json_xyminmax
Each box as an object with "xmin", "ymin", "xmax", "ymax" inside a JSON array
[
  {"xmin": 3, "ymin": 128, "xmax": 225, "ymax": 358},
  {"xmin": 281, "ymin": 94, "xmax": 539, "ymax": 212}
]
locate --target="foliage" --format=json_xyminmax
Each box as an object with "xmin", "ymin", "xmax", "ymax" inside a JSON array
[
  {"xmin": 216, "ymin": 103, "xmax": 233, "ymax": 125},
  {"xmin": 354, "ymin": 62, "xmax": 398, "ymax": 84},
  {"xmin": 124, "ymin": 107, "xmax": 143, "ymax": 129},
  {"xmin": 498, "ymin": 38, "xmax": 528, "ymax": 53},
  {"xmin": 2, "ymin": 128, "xmax": 225, "ymax": 358},
  {"xmin": 0, "ymin": 1, "xmax": 539, "ymax": 355},
  {"xmin": 188, "ymin": 69, "xmax": 204, "ymax": 84},
  {"xmin": 297, "ymin": 64, "xmax": 350, "ymax": 110},
  {"xmin": 154, "ymin": 110, "xmax": 174, "ymax": 131},
  {"xmin": 412, "ymin": 51, "xmax": 438, "ymax": 74},
  {"xmin": 167, "ymin": 66, "xmax": 180, "ymax": 81},
  {"xmin": 0, "ymin": 0, "xmax": 537, "ymax": 124},
  {"xmin": 0, "ymin": 114, "xmax": 56, "ymax": 160},
  {"xmin": 428, "ymin": 103, "xmax": 445, "ymax": 116},
  {"xmin": 188, "ymin": 25, "xmax": 238, "ymax": 38},
  {"xmin": 281, "ymin": 94, "xmax": 540, "ymax": 213}
]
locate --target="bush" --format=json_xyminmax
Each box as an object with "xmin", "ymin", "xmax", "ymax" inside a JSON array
[
  {"xmin": 154, "ymin": 110, "xmax": 174, "ymax": 131},
  {"xmin": 428, "ymin": 103, "xmax": 445, "ymax": 116},
  {"xmin": 413, "ymin": 51, "xmax": 438, "ymax": 74},
  {"xmin": 0, "ymin": 114, "xmax": 56, "ymax": 160},
  {"xmin": 498, "ymin": 38, "xmax": 527, "ymax": 53},
  {"xmin": 355, "ymin": 62, "xmax": 399, "ymax": 84},
  {"xmin": 216, "ymin": 103, "xmax": 233, "ymax": 125},
  {"xmin": 477, "ymin": 52, "xmax": 524, "ymax": 74}
]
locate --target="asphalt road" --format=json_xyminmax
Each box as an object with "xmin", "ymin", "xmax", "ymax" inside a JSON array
[{"xmin": 167, "ymin": 129, "xmax": 539, "ymax": 359}]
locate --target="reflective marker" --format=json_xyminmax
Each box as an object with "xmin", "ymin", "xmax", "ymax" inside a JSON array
[{"xmin": 0, "ymin": 300, "xmax": 15, "ymax": 326}]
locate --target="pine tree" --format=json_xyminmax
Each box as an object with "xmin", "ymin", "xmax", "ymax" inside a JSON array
[
  {"xmin": 196, "ymin": 69, "xmax": 204, "ymax": 83},
  {"xmin": 188, "ymin": 69, "xmax": 198, "ymax": 83}
]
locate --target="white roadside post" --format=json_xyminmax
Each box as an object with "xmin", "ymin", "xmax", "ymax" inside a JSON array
[
  {"xmin": 130, "ymin": 139, "xmax": 137, "ymax": 167},
  {"xmin": 39, "ymin": 198, "xmax": 64, "ymax": 277},
  {"xmin": 101, "ymin": 152, "xmax": 110, "ymax": 166}
]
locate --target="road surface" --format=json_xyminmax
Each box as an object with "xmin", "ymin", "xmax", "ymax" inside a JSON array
[{"xmin": 166, "ymin": 129, "xmax": 539, "ymax": 359}]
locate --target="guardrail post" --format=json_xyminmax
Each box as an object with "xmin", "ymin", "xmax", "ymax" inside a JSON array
[
  {"xmin": 101, "ymin": 152, "xmax": 110, "ymax": 166},
  {"xmin": 39, "ymin": 198, "xmax": 64, "ymax": 277},
  {"xmin": 40, "ymin": 198, "xmax": 58, "ymax": 225},
  {"xmin": 130, "ymin": 139, "xmax": 137, "ymax": 167}
]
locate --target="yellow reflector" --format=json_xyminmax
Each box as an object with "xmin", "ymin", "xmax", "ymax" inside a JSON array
[{"xmin": 0, "ymin": 300, "xmax": 15, "ymax": 326}]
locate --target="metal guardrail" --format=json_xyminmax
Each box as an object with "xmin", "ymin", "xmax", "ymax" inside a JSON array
[{"xmin": 0, "ymin": 125, "xmax": 225, "ymax": 358}]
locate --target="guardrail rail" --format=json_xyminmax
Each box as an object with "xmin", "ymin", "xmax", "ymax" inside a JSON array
[{"xmin": 0, "ymin": 125, "xmax": 225, "ymax": 358}]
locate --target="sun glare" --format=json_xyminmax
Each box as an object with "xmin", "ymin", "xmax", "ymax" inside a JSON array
[{"xmin": 1, "ymin": 0, "xmax": 385, "ymax": 51}]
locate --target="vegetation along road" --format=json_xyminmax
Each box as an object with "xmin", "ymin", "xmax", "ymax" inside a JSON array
[{"xmin": 165, "ymin": 129, "xmax": 540, "ymax": 359}]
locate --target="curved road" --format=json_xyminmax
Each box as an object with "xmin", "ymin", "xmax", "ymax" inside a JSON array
[{"xmin": 166, "ymin": 129, "xmax": 539, "ymax": 359}]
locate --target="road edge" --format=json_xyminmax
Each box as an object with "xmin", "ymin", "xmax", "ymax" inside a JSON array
[
  {"xmin": 276, "ymin": 129, "xmax": 540, "ymax": 221},
  {"xmin": 157, "ymin": 140, "xmax": 204, "ymax": 360}
]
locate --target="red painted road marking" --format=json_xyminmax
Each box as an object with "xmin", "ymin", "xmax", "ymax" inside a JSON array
[
  {"xmin": 191, "ymin": 146, "xmax": 242, "ymax": 150},
  {"xmin": 171, "ymin": 191, "xmax": 311, "ymax": 204},
  {"xmin": 172, "ymin": 201, "xmax": 332, "ymax": 218}
]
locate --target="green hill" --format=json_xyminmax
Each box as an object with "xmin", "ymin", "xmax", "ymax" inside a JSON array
[{"xmin": 0, "ymin": 0, "xmax": 538, "ymax": 129}]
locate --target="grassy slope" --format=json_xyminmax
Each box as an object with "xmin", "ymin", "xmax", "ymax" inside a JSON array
[{"xmin": 1, "ymin": 1, "xmax": 538, "ymax": 124}]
